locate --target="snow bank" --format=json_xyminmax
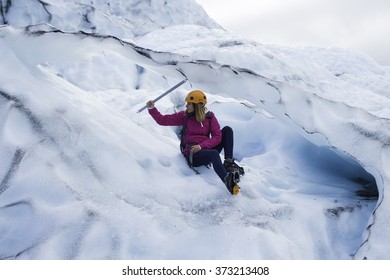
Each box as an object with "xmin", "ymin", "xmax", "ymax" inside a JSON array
[{"xmin": 1, "ymin": 0, "xmax": 390, "ymax": 259}]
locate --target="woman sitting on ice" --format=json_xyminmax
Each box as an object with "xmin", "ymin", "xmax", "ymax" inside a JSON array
[{"xmin": 146, "ymin": 90, "xmax": 243, "ymax": 195}]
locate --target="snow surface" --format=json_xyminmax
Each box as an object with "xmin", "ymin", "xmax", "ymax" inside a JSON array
[{"xmin": 0, "ymin": 0, "xmax": 389, "ymax": 259}]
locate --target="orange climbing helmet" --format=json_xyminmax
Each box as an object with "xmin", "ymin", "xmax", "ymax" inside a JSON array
[{"xmin": 185, "ymin": 90, "xmax": 207, "ymax": 105}]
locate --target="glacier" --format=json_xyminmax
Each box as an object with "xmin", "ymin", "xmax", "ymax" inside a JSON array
[{"xmin": 0, "ymin": 0, "xmax": 390, "ymax": 259}]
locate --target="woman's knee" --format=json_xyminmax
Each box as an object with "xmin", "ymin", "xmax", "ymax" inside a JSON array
[{"xmin": 222, "ymin": 126, "xmax": 233, "ymax": 134}]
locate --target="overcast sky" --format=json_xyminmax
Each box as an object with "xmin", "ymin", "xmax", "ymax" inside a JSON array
[{"xmin": 195, "ymin": 0, "xmax": 390, "ymax": 66}]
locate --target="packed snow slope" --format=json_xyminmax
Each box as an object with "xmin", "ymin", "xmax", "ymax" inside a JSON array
[{"xmin": 1, "ymin": 0, "xmax": 390, "ymax": 259}]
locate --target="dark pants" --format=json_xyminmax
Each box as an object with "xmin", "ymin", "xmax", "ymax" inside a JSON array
[{"xmin": 191, "ymin": 126, "xmax": 234, "ymax": 181}]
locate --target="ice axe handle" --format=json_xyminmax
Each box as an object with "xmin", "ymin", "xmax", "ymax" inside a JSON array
[{"xmin": 137, "ymin": 78, "xmax": 188, "ymax": 113}]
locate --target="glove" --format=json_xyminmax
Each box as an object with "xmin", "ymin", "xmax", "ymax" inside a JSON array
[{"xmin": 146, "ymin": 100, "xmax": 155, "ymax": 109}]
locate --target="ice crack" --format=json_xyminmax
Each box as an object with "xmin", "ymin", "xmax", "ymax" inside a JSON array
[{"xmin": 0, "ymin": 148, "xmax": 25, "ymax": 195}]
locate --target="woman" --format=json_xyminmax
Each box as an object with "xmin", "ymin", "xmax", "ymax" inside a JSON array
[{"xmin": 146, "ymin": 90, "xmax": 243, "ymax": 195}]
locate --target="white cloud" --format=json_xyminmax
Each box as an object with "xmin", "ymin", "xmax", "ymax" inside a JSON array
[{"xmin": 195, "ymin": 0, "xmax": 390, "ymax": 66}]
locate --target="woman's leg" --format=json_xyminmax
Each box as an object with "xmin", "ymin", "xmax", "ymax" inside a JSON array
[
  {"xmin": 215, "ymin": 126, "xmax": 234, "ymax": 160},
  {"xmin": 192, "ymin": 149, "xmax": 227, "ymax": 181},
  {"xmin": 215, "ymin": 126, "xmax": 244, "ymax": 175},
  {"xmin": 192, "ymin": 148, "xmax": 240, "ymax": 195}
]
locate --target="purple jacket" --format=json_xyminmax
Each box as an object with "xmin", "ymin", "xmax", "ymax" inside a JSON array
[{"xmin": 148, "ymin": 107, "xmax": 222, "ymax": 156}]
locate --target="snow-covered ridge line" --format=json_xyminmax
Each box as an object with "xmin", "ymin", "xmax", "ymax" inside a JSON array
[
  {"xmin": 0, "ymin": 0, "xmax": 220, "ymax": 38},
  {"xmin": 13, "ymin": 24, "xmax": 283, "ymax": 104}
]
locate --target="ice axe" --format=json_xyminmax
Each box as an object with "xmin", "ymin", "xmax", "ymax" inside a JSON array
[{"xmin": 137, "ymin": 77, "xmax": 188, "ymax": 113}]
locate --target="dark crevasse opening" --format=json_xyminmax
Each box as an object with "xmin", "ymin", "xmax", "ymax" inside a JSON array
[
  {"xmin": 273, "ymin": 128, "xmax": 379, "ymax": 201},
  {"xmin": 298, "ymin": 142, "xmax": 378, "ymax": 199}
]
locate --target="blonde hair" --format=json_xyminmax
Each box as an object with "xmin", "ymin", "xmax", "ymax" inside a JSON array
[{"xmin": 194, "ymin": 103, "xmax": 206, "ymax": 123}]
